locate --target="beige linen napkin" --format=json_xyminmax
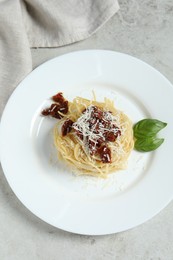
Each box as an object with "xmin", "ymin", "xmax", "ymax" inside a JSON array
[{"xmin": 0, "ymin": 0, "xmax": 119, "ymax": 116}]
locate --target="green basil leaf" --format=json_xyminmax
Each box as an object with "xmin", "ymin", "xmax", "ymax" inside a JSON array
[
  {"xmin": 134, "ymin": 119, "xmax": 167, "ymax": 138},
  {"xmin": 134, "ymin": 137, "xmax": 164, "ymax": 152}
]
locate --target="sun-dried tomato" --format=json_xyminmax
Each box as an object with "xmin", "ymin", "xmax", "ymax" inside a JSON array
[
  {"xmin": 62, "ymin": 119, "xmax": 74, "ymax": 136},
  {"xmin": 98, "ymin": 145, "xmax": 111, "ymax": 163},
  {"xmin": 42, "ymin": 93, "xmax": 68, "ymax": 119}
]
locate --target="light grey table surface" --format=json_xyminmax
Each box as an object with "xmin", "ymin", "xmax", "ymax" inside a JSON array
[{"xmin": 0, "ymin": 1, "xmax": 173, "ymax": 259}]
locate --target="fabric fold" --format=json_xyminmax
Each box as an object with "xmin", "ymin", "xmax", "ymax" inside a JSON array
[
  {"xmin": 21, "ymin": 0, "xmax": 119, "ymax": 47},
  {"xmin": 0, "ymin": 0, "xmax": 32, "ymax": 115}
]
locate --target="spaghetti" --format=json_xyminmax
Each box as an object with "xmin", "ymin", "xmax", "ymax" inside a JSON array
[{"xmin": 50, "ymin": 94, "xmax": 134, "ymax": 178}]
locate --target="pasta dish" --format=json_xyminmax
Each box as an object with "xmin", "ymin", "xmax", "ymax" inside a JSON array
[{"xmin": 42, "ymin": 92, "xmax": 134, "ymax": 178}]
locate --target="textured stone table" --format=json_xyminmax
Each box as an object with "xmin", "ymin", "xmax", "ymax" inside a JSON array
[{"xmin": 0, "ymin": 1, "xmax": 173, "ymax": 259}]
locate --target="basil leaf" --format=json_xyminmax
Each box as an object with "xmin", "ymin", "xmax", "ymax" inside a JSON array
[
  {"xmin": 134, "ymin": 137, "xmax": 164, "ymax": 152},
  {"xmin": 134, "ymin": 119, "xmax": 167, "ymax": 138}
]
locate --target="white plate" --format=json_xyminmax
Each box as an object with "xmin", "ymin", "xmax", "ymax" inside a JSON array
[{"xmin": 0, "ymin": 50, "xmax": 173, "ymax": 235}]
